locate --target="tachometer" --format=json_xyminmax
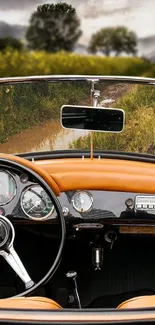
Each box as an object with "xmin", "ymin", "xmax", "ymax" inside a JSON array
[
  {"xmin": 71, "ymin": 191, "xmax": 93, "ymax": 213},
  {"xmin": 21, "ymin": 185, "xmax": 54, "ymax": 220},
  {"xmin": 0, "ymin": 170, "xmax": 16, "ymax": 205}
]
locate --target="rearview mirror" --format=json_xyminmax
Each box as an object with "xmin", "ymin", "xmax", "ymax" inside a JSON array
[{"xmin": 61, "ymin": 105, "xmax": 125, "ymax": 132}]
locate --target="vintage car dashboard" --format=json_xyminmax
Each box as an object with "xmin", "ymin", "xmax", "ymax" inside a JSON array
[
  {"xmin": 1, "ymin": 165, "xmax": 155, "ymax": 230},
  {"xmin": 1, "ymin": 154, "xmax": 155, "ymax": 236}
]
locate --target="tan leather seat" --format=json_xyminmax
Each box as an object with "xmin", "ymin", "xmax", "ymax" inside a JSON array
[
  {"xmin": 117, "ymin": 295, "xmax": 155, "ymax": 309},
  {"xmin": 0, "ymin": 297, "xmax": 62, "ymax": 309}
]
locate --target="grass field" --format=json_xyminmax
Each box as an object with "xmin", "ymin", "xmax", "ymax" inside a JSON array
[
  {"xmin": 0, "ymin": 81, "xmax": 90, "ymax": 142},
  {"xmin": 70, "ymin": 84, "xmax": 155, "ymax": 154},
  {"xmin": 0, "ymin": 49, "xmax": 155, "ymax": 149}
]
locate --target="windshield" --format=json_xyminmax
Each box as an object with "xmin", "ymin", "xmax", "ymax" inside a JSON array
[{"xmin": 0, "ymin": 78, "xmax": 155, "ymax": 155}]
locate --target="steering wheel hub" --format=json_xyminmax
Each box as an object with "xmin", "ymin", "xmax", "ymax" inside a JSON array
[{"xmin": 0, "ymin": 218, "xmax": 10, "ymax": 248}]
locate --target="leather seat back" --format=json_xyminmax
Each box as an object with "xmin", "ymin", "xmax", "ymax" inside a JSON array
[
  {"xmin": 117, "ymin": 295, "xmax": 155, "ymax": 309},
  {"xmin": 0, "ymin": 297, "xmax": 62, "ymax": 309}
]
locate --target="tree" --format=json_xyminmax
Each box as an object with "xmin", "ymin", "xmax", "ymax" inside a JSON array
[
  {"xmin": 26, "ymin": 2, "xmax": 82, "ymax": 52},
  {"xmin": 88, "ymin": 27, "xmax": 137, "ymax": 56},
  {"xmin": 0, "ymin": 37, "xmax": 23, "ymax": 51}
]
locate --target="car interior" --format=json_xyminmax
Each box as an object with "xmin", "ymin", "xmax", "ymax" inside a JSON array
[{"xmin": 0, "ymin": 76, "xmax": 155, "ymax": 313}]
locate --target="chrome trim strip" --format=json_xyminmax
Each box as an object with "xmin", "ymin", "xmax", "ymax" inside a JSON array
[
  {"xmin": 0, "ymin": 308, "xmax": 155, "ymax": 322},
  {"xmin": 0, "ymin": 75, "xmax": 155, "ymax": 84}
]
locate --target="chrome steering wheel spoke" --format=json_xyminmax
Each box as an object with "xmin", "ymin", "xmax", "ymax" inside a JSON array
[
  {"xmin": 0, "ymin": 246, "xmax": 34, "ymax": 289},
  {"xmin": 0, "ymin": 215, "xmax": 34, "ymax": 289}
]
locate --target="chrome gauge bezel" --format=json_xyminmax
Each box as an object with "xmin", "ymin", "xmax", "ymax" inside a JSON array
[
  {"xmin": 0, "ymin": 170, "xmax": 17, "ymax": 205},
  {"xmin": 71, "ymin": 190, "xmax": 93, "ymax": 213},
  {"xmin": 21, "ymin": 184, "xmax": 54, "ymax": 221}
]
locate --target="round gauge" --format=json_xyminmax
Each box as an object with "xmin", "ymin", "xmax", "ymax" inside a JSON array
[
  {"xmin": 72, "ymin": 191, "xmax": 93, "ymax": 213},
  {"xmin": 0, "ymin": 170, "xmax": 16, "ymax": 205},
  {"xmin": 21, "ymin": 185, "xmax": 54, "ymax": 220}
]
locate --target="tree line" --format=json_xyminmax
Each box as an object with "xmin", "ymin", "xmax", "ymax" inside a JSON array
[{"xmin": 0, "ymin": 2, "xmax": 137, "ymax": 56}]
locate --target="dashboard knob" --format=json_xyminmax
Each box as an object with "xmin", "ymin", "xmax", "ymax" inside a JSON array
[
  {"xmin": 125, "ymin": 198, "xmax": 134, "ymax": 209},
  {"xmin": 62, "ymin": 207, "xmax": 70, "ymax": 216}
]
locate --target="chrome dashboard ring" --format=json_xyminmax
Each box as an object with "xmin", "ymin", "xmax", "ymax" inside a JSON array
[
  {"xmin": 20, "ymin": 184, "xmax": 54, "ymax": 221},
  {"xmin": 71, "ymin": 190, "xmax": 93, "ymax": 213}
]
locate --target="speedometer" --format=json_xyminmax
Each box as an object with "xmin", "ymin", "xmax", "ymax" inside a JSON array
[
  {"xmin": 21, "ymin": 185, "xmax": 54, "ymax": 220},
  {"xmin": 71, "ymin": 191, "xmax": 93, "ymax": 213},
  {"xmin": 0, "ymin": 170, "xmax": 16, "ymax": 205}
]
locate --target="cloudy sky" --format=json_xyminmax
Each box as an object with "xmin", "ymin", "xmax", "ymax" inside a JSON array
[{"xmin": 0, "ymin": 0, "xmax": 155, "ymax": 43}]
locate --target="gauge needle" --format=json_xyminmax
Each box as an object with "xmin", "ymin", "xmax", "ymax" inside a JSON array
[
  {"xmin": 27, "ymin": 200, "xmax": 41, "ymax": 213},
  {"xmin": 80, "ymin": 198, "xmax": 84, "ymax": 212},
  {"xmin": 80, "ymin": 199, "xmax": 84, "ymax": 206}
]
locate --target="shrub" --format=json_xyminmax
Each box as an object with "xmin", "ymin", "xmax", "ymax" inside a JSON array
[{"xmin": 0, "ymin": 49, "xmax": 150, "ymax": 77}]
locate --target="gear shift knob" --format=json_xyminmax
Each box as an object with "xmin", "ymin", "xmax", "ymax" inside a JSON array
[
  {"xmin": 66, "ymin": 270, "xmax": 77, "ymax": 279},
  {"xmin": 66, "ymin": 270, "xmax": 81, "ymax": 308}
]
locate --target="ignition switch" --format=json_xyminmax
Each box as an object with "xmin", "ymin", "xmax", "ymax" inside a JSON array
[{"xmin": 104, "ymin": 230, "xmax": 117, "ymax": 249}]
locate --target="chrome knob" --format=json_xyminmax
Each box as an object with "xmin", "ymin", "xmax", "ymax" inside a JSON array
[
  {"xmin": 62, "ymin": 207, "xmax": 69, "ymax": 216},
  {"xmin": 66, "ymin": 271, "xmax": 77, "ymax": 279}
]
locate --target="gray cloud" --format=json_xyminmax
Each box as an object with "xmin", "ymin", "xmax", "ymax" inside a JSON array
[
  {"xmin": 0, "ymin": 0, "xmax": 45, "ymax": 11},
  {"xmin": 0, "ymin": 0, "xmax": 84, "ymax": 26},
  {"xmin": 0, "ymin": 0, "xmax": 85, "ymax": 11},
  {"xmin": 0, "ymin": 0, "xmax": 154, "ymax": 43}
]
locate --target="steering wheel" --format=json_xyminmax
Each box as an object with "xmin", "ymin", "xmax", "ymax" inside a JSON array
[{"xmin": 0, "ymin": 153, "xmax": 66, "ymax": 297}]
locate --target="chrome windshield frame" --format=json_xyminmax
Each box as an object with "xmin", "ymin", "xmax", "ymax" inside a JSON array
[{"xmin": 0, "ymin": 75, "xmax": 155, "ymax": 85}]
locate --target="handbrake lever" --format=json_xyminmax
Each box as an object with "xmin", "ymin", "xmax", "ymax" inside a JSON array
[{"xmin": 66, "ymin": 271, "xmax": 81, "ymax": 308}]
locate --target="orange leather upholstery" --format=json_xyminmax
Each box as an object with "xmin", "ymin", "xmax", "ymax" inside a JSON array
[
  {"xmin": 117, "ymin": 295, "xmax": 155, "ymax": 309},
  {"xmin": 3, "ymin": 154, "xmax": 155, "ymax": 195},
  {"xmin": 0, "ymin": 297, "xmax": 62, "ymax": 309},
  {"xmin": 36, "ymin": 158, "xmax": 155, "ymax": 194},
  {"xmin": 0, "ymin": 153, "xmax": 60, "ymax": 195}
]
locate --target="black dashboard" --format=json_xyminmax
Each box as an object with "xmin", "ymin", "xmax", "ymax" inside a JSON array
[{"xmin": 1, "ymin": 167, "xmax": 155, "ymax": 226}]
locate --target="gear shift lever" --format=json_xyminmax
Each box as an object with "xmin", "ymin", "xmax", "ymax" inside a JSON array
[{"xmin": 66, "ymin": 271, "xmax": 81, "ymax": 308}]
